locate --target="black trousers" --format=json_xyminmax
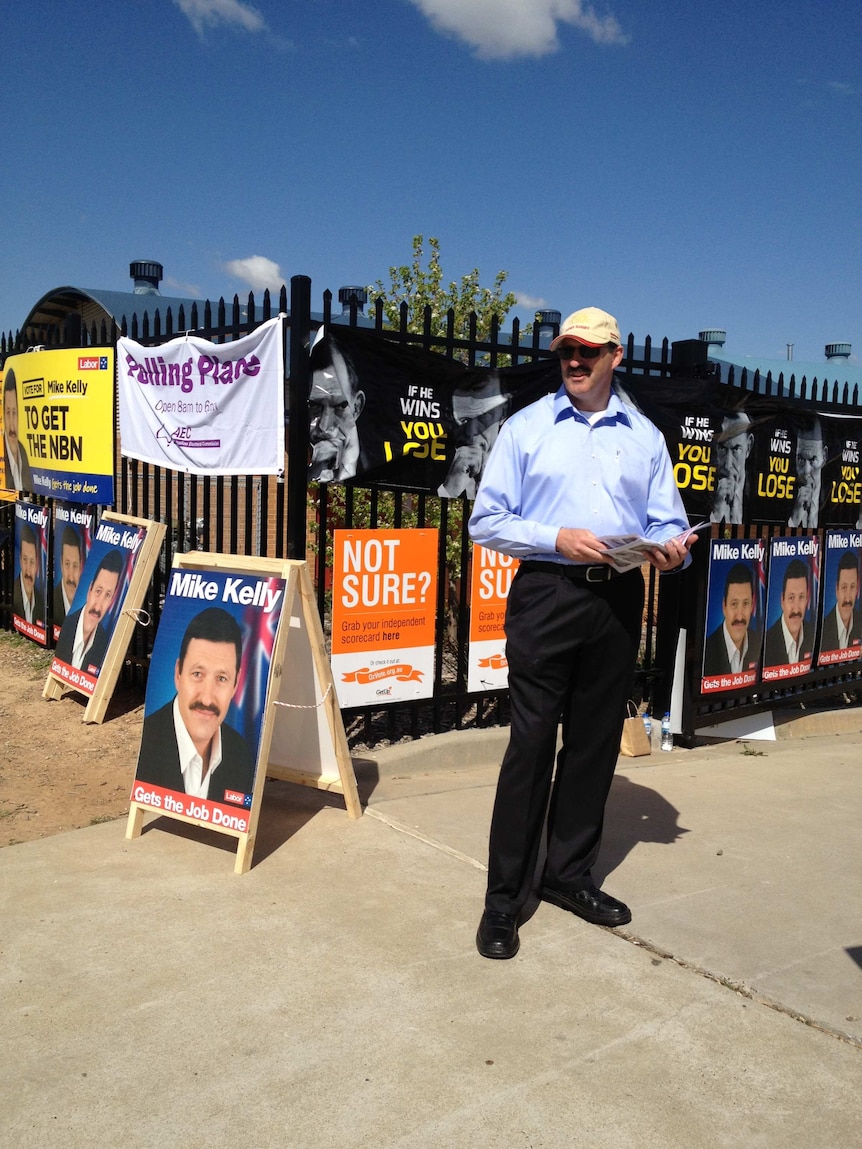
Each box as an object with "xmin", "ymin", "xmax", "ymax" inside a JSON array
[{"xmin": 485, "ymin": 565, "xmax": 644, "ymax": 915}]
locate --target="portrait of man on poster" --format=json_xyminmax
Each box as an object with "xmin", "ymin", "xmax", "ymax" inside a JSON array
[
  {"xmin": 53, "ymin": 525, "xmax": 84, "ymax": 627},
  {"xmin": 710, "ymin": 413, "xmax": 754, "ymax": 525},
  {"xmin": 437, "ymin": 375, "xmax": 510, "ymax": 500},
  {"xmin": 787, "ymin": 418, "xmax": 827, "ymax": 529},
  {"xmin": 820, "ymin": 549, "xmax": 862, "ymax": 655},
  {"xmin": 134, "ymin": 606, "xmax": 254, "ymax": 802},
  {"xmin": 13, "ymin": 521, "xmax": 45, "ymax": 625},
  {"xmin": 3, "ymin": 369, "xmax": 34, "ymax": 493},
  {"xmin": 308, "ymin": 344, "xmax": 365, "ymax": 482},
  {"xmin": 702, "ymin": 561, "xmax": 761, "ymax": 677},
  {"xmin": 763, "ymin": 557, "xmax": 813, "ymax": 667},
  {"xmin": 55, "ymin": 548, "xmax": 123, "ymax": 675}
]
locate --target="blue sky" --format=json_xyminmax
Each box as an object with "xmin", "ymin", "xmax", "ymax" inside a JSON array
[{"xmin": 3, "ymin": 0, "xmax": 860, "ymax": 363}]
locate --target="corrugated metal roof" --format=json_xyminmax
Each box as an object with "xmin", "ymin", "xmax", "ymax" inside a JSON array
[
  {"xmin": 17, "ymin": 284, "xmax": 372, "ymax": 341},
  {"xmin": 709, "ymin": 353, "xmax": 862, "ymax": 394},
  {"xmin": 82, "ymin": 288, "xmax": 207, "ymax": 326}
]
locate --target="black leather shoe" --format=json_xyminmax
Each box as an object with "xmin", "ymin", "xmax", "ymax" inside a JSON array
[
  {"xmin": 541, "ymin": 884, "xmax": 632, "ymax": 927},
  {"xmin": 476, "ymin": 910, "xmax": 520, "ymax": 959}
]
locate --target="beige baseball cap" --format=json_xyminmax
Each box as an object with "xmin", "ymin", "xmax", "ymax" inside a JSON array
[{"xmin": 549, "ymin": 307, "xmax": 621, "ymax": 350}]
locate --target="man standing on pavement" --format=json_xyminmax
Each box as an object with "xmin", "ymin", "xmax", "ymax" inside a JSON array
[{"xmin": 468, "ymin": 306, "xmax": 693, "ymax": 959}]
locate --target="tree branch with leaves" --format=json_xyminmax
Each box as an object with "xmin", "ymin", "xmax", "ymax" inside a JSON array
[{"xmin": 367, "ymin": 235, "xmax": 517, "ymax": 344}]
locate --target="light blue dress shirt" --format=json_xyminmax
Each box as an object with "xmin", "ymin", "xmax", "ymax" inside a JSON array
[{"xmin": 468, "ymin": 384, "xmax": 690, "ymax": 562}]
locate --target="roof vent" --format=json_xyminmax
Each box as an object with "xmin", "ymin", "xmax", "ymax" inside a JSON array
[
  {"xmin": 825, "ymin": 342, "xmax": 851, "ymax": 360},
  {"xmin": 536, "ymin": 310, "xmax": 562, "ymax": 349},
  {"xmin": 699, "ymin": 329, "xmax": 726, "ymax": 352},
  {"xmin": 338, "ymin": 286, "xmax": 367, "ymax": 315},
  {"xmin": 130, "ymin": 260, "xmax": 163, "ymax": 296}
]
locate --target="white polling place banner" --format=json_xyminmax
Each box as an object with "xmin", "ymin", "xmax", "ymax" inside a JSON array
[{"xmin": 117, "ymin": 316, "xmax": 284, "ymax": 475}]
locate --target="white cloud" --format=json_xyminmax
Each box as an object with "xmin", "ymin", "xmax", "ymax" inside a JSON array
[
  {"xmin": 515, "ymin": 291, "xmax": 548, "ymax": 310},
  {"xmin": 224, "ymin": 255, "xmax": 284, "ymax": 292},
  {"xmin": 408, "ymin": 0, "xmax": 628, "ymax": 59},
  {"xmin": 174, "ymin": 0, "xmax": 267, "ymax": 36},
  {"xmin": 164, "ymin": 276, "xmax": 203, "ymax": 299}
]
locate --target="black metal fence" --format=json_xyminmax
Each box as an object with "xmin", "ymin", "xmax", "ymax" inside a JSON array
[
  {"xmin": 288, "ymin": 279, "xmax": 675, "ymax": 746},
  {"xmin": 680, "ymin": 527, "xmax": 862, "ymax": 741},
  {"xmin": 0, "ymin": 277, "xmax": 679, "ymax": 746},
  {"xmin": 4, "ymin": 275, "xmax": 860, "ymax": 746}
]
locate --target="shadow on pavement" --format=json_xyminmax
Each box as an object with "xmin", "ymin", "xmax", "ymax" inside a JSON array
[
  {"xmin": 596, "ymin": 771, "xmax": 690, "ymax": 883},
  {"xmin": 519, "ymin": 770, "xmax": 689, "ymax": 924},
  {"xmin": 137, "ymin": 770, "xmax": 370, "ymax": 869}
]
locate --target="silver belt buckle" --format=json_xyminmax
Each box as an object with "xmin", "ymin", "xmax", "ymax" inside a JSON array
[{"xmin": 585, "ymin": 565, "xmax": 606, "ymax": 583}]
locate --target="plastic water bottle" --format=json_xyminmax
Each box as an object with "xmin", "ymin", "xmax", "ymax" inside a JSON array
[
  {"xmin": 660, "ymin": 712, "xmax": 673, "ymax": 752},
  {"xmin": 642, "ymin": 712, "xmax": 652, "ymax": 741}
]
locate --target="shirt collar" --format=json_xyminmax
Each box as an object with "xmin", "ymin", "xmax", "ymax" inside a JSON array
[
  {"xmin": 722, "ymin": 621, "xmax": 748, "ymax": 670},
  {"xmin": 172, "ymin": 695, "xmax": 223, "ymax": 779},
  {"xmin": 74, "ymin": 610, "xmax": 95, "ymax": 656},
  {"xmin": 552, "ymin": 383, "xmax": 632, "ymax": 428},
  {"xmin": 780, "ymin": 615, "xmax": 804, "ymax": 661},
  {"xmin": 836, "ymin": 605, "xmax": 851, "ymax": 647},
  {"xmin": 6, "ymin": 436, "xmax": 23, "ymax": 488}
]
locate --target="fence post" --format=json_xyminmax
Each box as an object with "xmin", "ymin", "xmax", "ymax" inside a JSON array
[{"xmin": 286, "ymin": 274, "xmax": 312, "ymax": 559}]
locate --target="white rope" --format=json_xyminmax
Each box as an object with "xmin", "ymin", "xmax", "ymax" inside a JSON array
[{"xmin": 272, "ymin": 682, "xmax": 333, "ymax": 709}]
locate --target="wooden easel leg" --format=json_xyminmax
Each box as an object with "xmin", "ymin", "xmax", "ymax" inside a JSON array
[
  {"xmin": 340, "ymin": 767, "xmax": 362, "ymax": 819},
  {"xmin": 125, "ymin": 804, "xmax": 145, "ymax": 840},
  {"xmin": 42, "ymin": 676, "xmax": 66, "ymax": 702},
  {"xmin": 234, "ymin": 832, "xmax": 255, "ymax": 874}
]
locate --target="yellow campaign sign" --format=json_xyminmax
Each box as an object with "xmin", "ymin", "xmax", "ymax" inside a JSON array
[{"xmin": 2, "ymin": 349, "xmax": 114, "ymax": 503}]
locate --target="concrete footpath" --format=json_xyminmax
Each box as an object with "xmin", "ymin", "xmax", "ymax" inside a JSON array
[{"xmin": 2, "ymin": 716, "xmax": 861, "ymax": 1148}]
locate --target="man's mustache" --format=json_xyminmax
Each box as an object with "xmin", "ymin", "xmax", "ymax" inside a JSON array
[
  {"xmin": 311, "ymin": 428, "xmax": 345, "ymax": 444},
  {"xmin": 189, "ymin": 701, "xmax": 220, "ymax": 717}
]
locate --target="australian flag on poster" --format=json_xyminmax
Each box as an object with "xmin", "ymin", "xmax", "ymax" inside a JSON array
[{"xmin": 231, "ymin": 576, "xmax": 284, "ymax": 751}]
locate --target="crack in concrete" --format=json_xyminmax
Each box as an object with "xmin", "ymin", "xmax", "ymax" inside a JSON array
[
  {"xmin": 615, "ymin": 930, "xmax": 862, "ymax": 1051},
  {"xmin": 366, "ymin": 803, "xmax": 862, "ymax": 1052}
]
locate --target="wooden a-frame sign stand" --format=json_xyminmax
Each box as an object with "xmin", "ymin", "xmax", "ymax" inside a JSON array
[
  {"xmin": 42, "ymin": 512, "xmax": 166, "ymax": 725},
  {"xmin": 126, "ymin": 554, "xmax": 361, "ymax": 874}
]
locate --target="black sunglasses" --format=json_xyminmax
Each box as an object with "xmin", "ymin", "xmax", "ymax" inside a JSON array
[{"xmin": 556, "ymin": 342, "xmax": 612, "ymax": 360}]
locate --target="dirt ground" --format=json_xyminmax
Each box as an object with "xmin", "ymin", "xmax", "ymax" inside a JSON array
[{"xmin": 0, "ymin": 631, "xmax": 145, "ymax": 846}]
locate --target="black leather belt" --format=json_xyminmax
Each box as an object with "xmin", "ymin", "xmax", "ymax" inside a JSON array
[{"xmin": 519, "ymin": 560, "xmax": 620, "ymax": 583}]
